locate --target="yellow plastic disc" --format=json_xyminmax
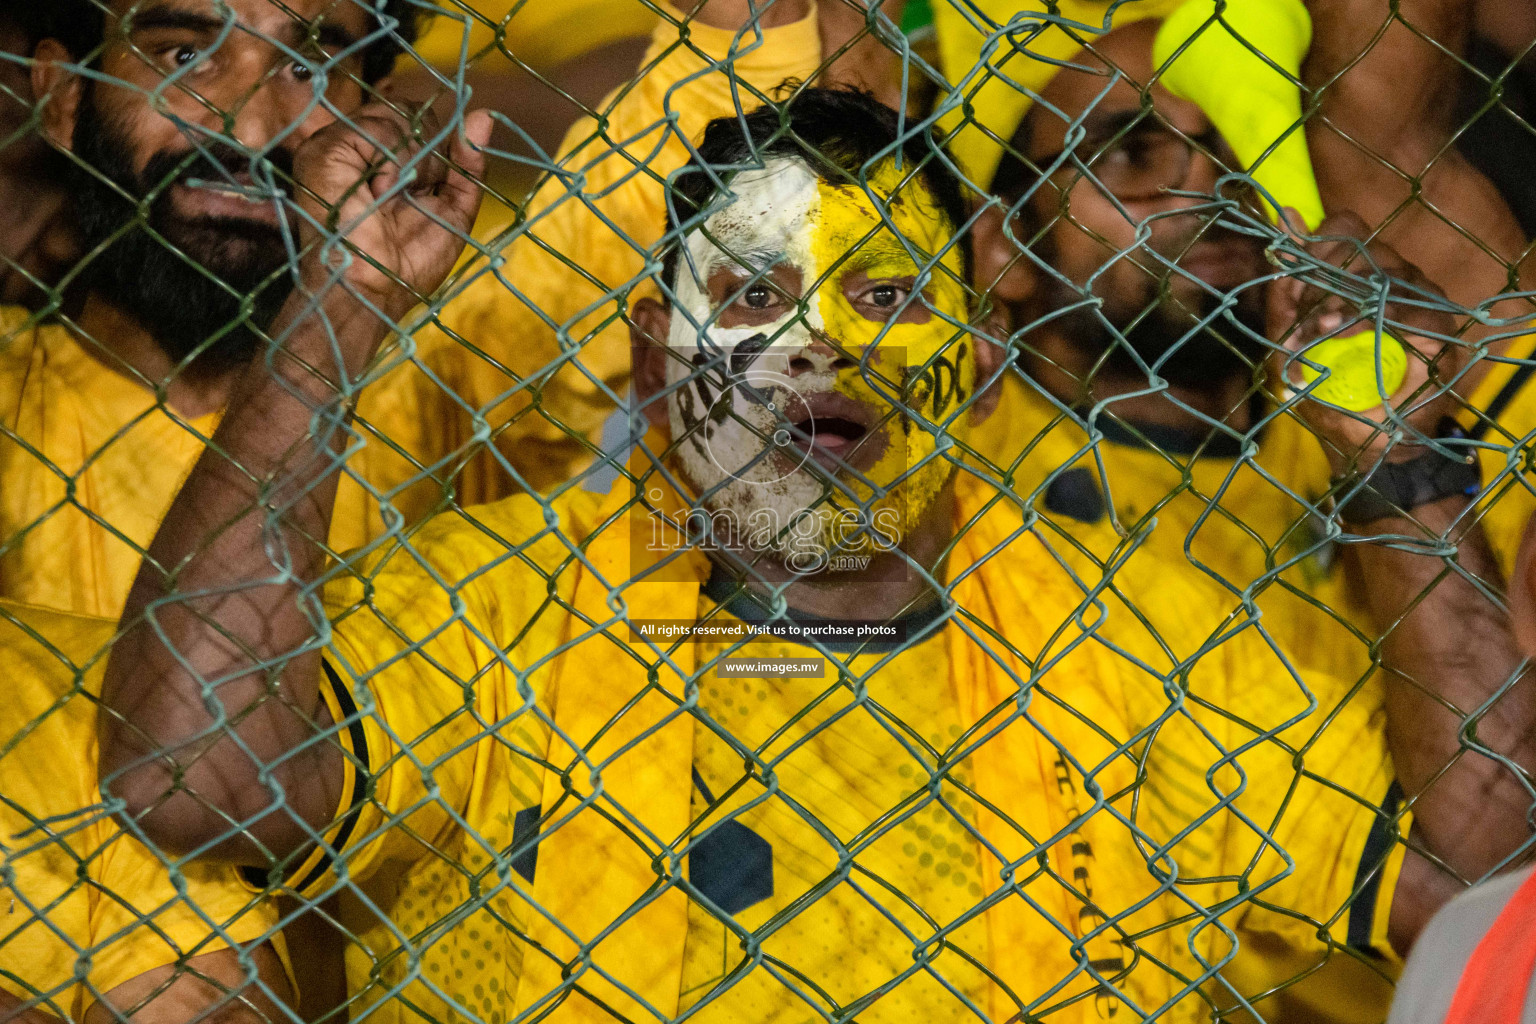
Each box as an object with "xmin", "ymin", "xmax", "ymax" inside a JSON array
[{"xmin": 1297, "ymin": 329, "xmax": 1409, "ymax": 412}]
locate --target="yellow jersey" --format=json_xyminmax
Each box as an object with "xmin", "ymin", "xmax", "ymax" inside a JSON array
[
  {"xmin": 969, "ymin": 369, "xmax": 1423, "ymax": 1022},
  {"xmin": 971, "ymin": 368, "xmax": 1372, "ymax": 687},
  {"xmin": 0, "ymin": 311, "xmax": 491, "ymax": 618},
  {"xmin": 1454, "ymin": 334, "xmax": 1536, "ymax": 580},
  {"xmin": 284, "ymin": 462, "xmax": 1404, "ymax": 1023},
  {"xmin": 0, "ymin": 600, "xmax": 279, "ymax": 1014}
]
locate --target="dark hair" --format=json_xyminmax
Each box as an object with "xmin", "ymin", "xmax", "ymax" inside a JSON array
[
  {"xmin": 661, "ymin": 86, "xmax": 972, "ymax": 293},
  {"xmin": 38, "ymin": 0, "xmax": 424, "ymax": 84},
  {"xmin": 0, "ymin": 3, "xmax": 59, "ymax": 48}
]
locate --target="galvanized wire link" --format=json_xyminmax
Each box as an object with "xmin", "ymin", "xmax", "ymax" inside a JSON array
[{"xmin": 3, "ymin": 0, "xmax": 1536, "ymax": 1022}]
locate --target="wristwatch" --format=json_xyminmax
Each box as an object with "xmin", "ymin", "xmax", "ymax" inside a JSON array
[{"xmin": 1332, "ymin": 426, "xmax": 1483, "ymax": 525}]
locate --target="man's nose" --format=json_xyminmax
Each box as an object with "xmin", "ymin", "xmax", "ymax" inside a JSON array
[
  {"xmin": 788, "ymin": 338, "xmax": 857, "ymax": 378},
  {"xmin": 228, "ymin": 77, "xmax": 333, "ymax": 154},
  {"xmin": 1187, "ymin": 147, "xmax": 1227, "ymax": 189}
]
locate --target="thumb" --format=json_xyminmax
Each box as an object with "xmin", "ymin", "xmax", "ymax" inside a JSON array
[{"xmin": 439, "ymin": 109, "xmax": 492, "ymax": 231}]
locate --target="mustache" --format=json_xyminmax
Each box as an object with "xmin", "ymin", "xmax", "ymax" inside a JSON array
[{"xmin": 138, "ymin": 142, "xmax": 296, "ymax": 209}]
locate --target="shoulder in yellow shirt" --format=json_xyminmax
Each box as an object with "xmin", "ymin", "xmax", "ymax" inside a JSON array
[
  {"xmin": 971, "ymin": 367, "xmax": 1373, "ymax": 688},
  {"xmin": 0, "ymin": 314, "xmax": 486, "ymax": 618},
  {"xmin": 0, "ymin": 599, "xmax": 282, "ymax": 1015},
  {"xmin": 413, "ymin": 0, "xmax": 659, "ymax": 72}
]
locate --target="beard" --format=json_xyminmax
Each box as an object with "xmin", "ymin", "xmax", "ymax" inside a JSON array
[
  {"xmin": 664, "ymin": 368, "xmax": 926, "ymax": 579},
  {"xmin": 1032, "ymin": 230, "xmax": 1271, "ymax": 390},
  {"xmin": 69, "ymin": 89, "xmax": 295, "ymax": 375}
]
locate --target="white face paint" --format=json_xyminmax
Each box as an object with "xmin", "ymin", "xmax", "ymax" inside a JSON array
[{"xmin": 664, "ymin": 158, "xmax": 838, "ymax": 567}]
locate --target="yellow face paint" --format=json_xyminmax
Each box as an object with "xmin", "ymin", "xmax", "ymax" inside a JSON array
[{"xmin": 811, "ymin": 160, "xmax": 974, "ymax": 532}]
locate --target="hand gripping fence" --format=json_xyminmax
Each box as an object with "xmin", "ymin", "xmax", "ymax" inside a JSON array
[{"xmin": 2, "ymin": 0, "xmax": 1536, "ymax": 1022}]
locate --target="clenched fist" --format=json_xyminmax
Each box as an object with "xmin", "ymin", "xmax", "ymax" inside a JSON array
[
  {"xmin": 1267, "ymin": 211, "xmax": 1469, "ymax": 471},
  {"xmin": 291, "ymin": 103, "xmax": 492, "ymax": 325}
]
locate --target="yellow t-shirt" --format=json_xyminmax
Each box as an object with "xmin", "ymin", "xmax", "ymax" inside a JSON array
[
  {"xmin": 295, "ymin": 471, "xmax": 1404, "ymax": 1022},
  {"xmin": 0, "ymin": 311, "xmax": 478, "ymax": 618},
  {"xmin": 971, "ymin": 368, "xmax": 1372, "ymax": 688},
  {"xmin": 969, "ymin": 370, "xmax": 1406, "ymax": 1022},
  {"xmin": 677, "ymin": 606, "xmax": 994, "ymax": 1021},
  {"xmin": 0, "ymin": 600, "xmax": 279, "ymax": 1015}
]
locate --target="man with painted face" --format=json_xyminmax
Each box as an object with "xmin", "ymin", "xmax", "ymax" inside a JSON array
[
  {"xmin": 93, "ymin": 85, "xmax": 1499, "ymax": 1021},
  {"xmin": 0, "ymin": 0, "xmax": 865, "ymax": 621}
]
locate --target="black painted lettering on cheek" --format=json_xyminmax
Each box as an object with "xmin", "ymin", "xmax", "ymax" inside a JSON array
[
  {"xmin": 730, "ymin": 333, "xmax": 772, "ymax": 378},
  {"xmin": 929, "ymin": 356, "xmax": 957, "ymax": 418},
  {"xmin": 896, "ymin": 352, "xmax": 959, "ymax": 422},
  {"xmin": 676, "ymin": 351, "xmax": 721, "ymax": 456},
  {"xmin": 674, "ymin": 369, "xmax": 708, "ymax": 457}
]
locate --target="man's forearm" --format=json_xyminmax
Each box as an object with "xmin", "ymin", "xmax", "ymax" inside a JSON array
[
  {"xmin": 1, "ymin": 988, "xmax": 66, "ymax": 1024},
  {"xmin": 1351, "ymin": 494, "xmax": 1536, "ymax": 881},
  {"xmin": 100, "ymin": 291, "xmax": 386, "ymax": 861},
  {"xmin": 1306, "ymin": 0, "xmax": 1534, "ymax": 338},
  {"xmin": 98, "ymin": 102, "xmax": 489, "ymax": 862}
]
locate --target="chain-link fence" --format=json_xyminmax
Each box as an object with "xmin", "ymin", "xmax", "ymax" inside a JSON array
[{"xmin": 3, "ymin": 0, "xmax": 1536, "ymax": 1021}]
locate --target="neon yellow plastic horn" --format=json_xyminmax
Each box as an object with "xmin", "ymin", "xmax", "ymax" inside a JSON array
[{"xmin": 1152, "ymin": 0, "xmax": 1407, "ymax": 411}]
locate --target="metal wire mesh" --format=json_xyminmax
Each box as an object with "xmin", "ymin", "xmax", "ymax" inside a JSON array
[{"xmin": 2, "ymin": 0, "xmax": 1535, "ymax": 1021}]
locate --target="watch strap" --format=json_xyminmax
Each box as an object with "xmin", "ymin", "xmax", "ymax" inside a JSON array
[{"xmin": 1334, "ymin": 440, "xmax": 1483, "ymax": 525}]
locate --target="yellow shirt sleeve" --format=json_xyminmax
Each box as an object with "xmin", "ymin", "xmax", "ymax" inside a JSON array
[
  {"xmin": 294, "ymin": 495, "xmax": 591, "ymax": 896},
  {"xmin": 0, "ymin": 601, "xmax": 279, "ymax": 1012},
  {"xmin": 1040, "ymin": 529, "xmax": 1404, "ymax": 1012},
  {"xmin": 1454, "ymin": 334, "xmax": 1536, "ymax": 582},
  {"xmin": 1136, "ymin": 621, "xmax": 1406, "ymax": 1010},
  {"xmin": 405, "ymin": 8, "xmax": 823, "ymax": 494}
]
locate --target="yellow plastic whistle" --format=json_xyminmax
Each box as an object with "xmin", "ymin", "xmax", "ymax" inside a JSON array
[{"xmin": 1152, "ymin": 0, "xmax": 1408, "ymax": 411}]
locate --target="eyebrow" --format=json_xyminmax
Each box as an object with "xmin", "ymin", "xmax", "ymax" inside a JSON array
[
  {"xmin": 843, "ymin": 234, "xmax": 923, "ymax": 274},
  {"xmin": 125, "ymin": 5, "xmax": 362, "ymax": 52},
  {"xmin": 1074, "ymin": 109, "xmax": 1153, "ymax": 148},
  {"xmin": 124, "ymin": 7, "xmax": 234, "ymax": 36},
  {"xmin": 314, "ymin": 20, "xmax": 360, "ymax": 51},
  {"xmin": 705, "ymin": 246, "xmax": 787, "ymax": 276}
]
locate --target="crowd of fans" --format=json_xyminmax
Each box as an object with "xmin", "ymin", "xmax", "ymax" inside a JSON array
[{"xmin": 2, "ymin": 0, "xmax": 1536, "ymax": 1021}]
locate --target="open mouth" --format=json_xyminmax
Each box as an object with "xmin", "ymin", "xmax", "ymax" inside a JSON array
[
  {"xmin": 188, "ymin": 171, "xmax": 289, "ymax": 201},
  {"xmin": 779, "ymin": 392, "xmax": 886, "ymax": 474},
  {"xmin": 174, "ymin": 174, "xmax": 291, "ymax": 224}
]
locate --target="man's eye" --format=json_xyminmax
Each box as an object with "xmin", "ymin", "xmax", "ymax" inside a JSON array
[
  {"xmin": 168, "ymin": 45, "xmax": 202, "ymax": 68},
  {"xmin": 742, "ymin": 284, "xmax": 774, "ymax": 310},
  {"xmin": 289, "ymin": 61, "xmax": 314, "ymax": 83},
  {"xmin": 867, "ymin": 284, "xmax": 909, "ymax": 308}
]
